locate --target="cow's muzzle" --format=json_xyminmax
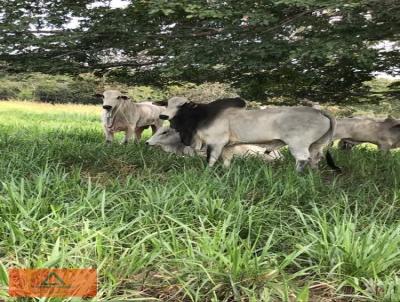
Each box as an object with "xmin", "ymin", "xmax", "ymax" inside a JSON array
[
  {"xmin": 159, "ymin": 114, "xmax": 169, "ymax": 120},
  {"xmin": 103, "ymin": 105, "xmax": 112, "ymax": 111}
]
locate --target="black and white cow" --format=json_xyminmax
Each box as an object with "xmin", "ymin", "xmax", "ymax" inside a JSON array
[{"xmin": 160, "ymin": 97, "xmax": 340, "ymax": 172}]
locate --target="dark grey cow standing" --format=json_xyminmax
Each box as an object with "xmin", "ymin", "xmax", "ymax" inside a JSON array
[
  {"xmin": 97, "ymin": 90, "xmax": 165, "ymax": 144},
  {"xmin": 160, "ymin": 97, "xmax": 340, "ymax": 172}
]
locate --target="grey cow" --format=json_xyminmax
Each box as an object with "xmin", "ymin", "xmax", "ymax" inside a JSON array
[
  {"xmin": 146, "ymin": 126, "xmax": 282, "ymax": 167},
  {"xmin": 97, "ymin": 90, "xmax": 165, "ymax": 143},
  {"xmin": 160, "ymin": 97, "xmax": 340, "ymax": 172},
  {"xmin": 335, "ymin": 117, "xmax": 400, "ymax": 151}
]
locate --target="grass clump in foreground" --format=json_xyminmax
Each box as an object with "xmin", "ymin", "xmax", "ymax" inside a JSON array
[{"xmin": 0, "ymin": 101, "xmax": 400, "ymax": 301}]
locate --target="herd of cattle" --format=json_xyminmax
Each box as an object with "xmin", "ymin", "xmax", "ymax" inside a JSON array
[{"xmin": 96, "ymin": 90, "xmax": 400, "ymax": 172}]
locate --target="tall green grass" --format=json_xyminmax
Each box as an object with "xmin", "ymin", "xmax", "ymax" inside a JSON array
[{"xmin": 0, "ymin": 101, "xmax": 399, "ymax": 301}]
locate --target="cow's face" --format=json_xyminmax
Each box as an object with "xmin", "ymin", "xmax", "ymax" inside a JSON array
[
  {"xmin": 99, "ymin": 90, "xmax": 130, "ymax": 111},
  {"xmin": 159, "ymin": 97, "xmax": 189, "ymax": 120},
  {"xmin": 145, "ymin": 127, "xmax": 181, "ymax": 146}
]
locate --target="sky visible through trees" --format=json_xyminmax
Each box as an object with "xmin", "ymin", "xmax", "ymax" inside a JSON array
[{"xmin": 0, "ymin": 0, "xmax": 399, "ymax": 102}]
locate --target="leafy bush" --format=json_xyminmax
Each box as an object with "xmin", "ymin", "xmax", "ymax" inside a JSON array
[
  {"xmin": 66, "ymin": 75, "xmax": 100, "ymax": 104},
  {"xmin": 0, "ymin": 73, "xmax": 101, "ymax": 104},
  {"xmin": 0, "ymin": 80, "xmax": 20, "ymax": 99},
  {"xmin": 166, "ymin": 82, "xmax": 238, "ymax": 103},
  {"xmin": 35, "ymin": 82, "xmax": 73, "ymax": 103},
  {"xmin": 0, "ymin": 73, "xmax": 398, "ymax": 110}
]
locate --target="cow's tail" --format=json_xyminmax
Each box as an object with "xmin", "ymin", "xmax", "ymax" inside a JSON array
[
  {"xmin": 312, "ymin": 110, "xmax": 342, "ymax": 172},
  {"xmin": 325, "ymin": 150, "xmax": 341, "ymax": 172}
]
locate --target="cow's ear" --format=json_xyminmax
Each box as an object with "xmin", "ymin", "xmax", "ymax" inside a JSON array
[
  {"xmin": 117, "ymin": 95, "xmax": 130, "ymax": 100},
  {"xmin": 94, "ymin": 93, "xmax": 103, "ymax": 98},
  {"xmin": 153, "ymin": 100, "xmax": 168, "ymax": 107}
]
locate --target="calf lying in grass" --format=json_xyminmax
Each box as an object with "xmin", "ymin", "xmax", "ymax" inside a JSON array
[{"xmin": 146, "ymin": 126, "xmax": 282, "ymax": 167}]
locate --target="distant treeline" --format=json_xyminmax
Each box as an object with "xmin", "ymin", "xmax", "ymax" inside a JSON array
[
  {"xmin": 0, "ymin": 73, "xmax": 398, "ymax": 109},
  {"xmin": 0, "ymin": 73, "xmax": 239, "ymax": 105},
  {"xmin": 0, "ymin": 73, "xmax": 102, "ymax": 104}
]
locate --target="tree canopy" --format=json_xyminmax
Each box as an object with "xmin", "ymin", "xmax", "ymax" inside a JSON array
[{"xmin": 1, "ymin": 0, "xmax": 399, "ymax": 102}]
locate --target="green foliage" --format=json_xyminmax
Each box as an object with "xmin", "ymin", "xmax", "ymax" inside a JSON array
[
  {"xmin": 0, "ymin": 73, "xmax": 240, "ymax": 104},
  {"xmin": 0, "ymin": 0, "xmax": 399, "ymax": 102},
  {"xmin": 165, "ymin": 82, "xmax": 238, "ymax": 103},
  {"xmin": 0, "ymin": 73, "xmax": 101, "ymax": 104},
  {"xmin": 124, "ymin": 85, "xmax": 165, "ymax": 102},
  {"xmin": 35, "ymin": 81, "xmax": 73, "ymax": 103},
  {"xmin": 297, "ymin": 209, "xmax": 400, "ymax": 278},
  {"xmin": 0, "ymin": 80, "xmax": 21, "ymax": 100},
  {"xmin": 1, "ymin": 101, "xmax": 400, "ymax": 300},
  {"xmin": 31, "ymin": 73, "xmax": 101, "ymax": 104}
]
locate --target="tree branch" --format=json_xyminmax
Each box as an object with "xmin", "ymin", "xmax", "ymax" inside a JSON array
[
  {"xmin": 0, "ymin": 30, "xmax": 75, "ymax": 34},
  {"xmin": 88, "ymin": 59, "xmax": 166, "ymax": 69}
]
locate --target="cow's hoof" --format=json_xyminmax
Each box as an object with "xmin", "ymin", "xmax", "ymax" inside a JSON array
[
  {"xmin": 338, "ymin": 140, "xmax": 354, "ymax": 150},
  {"xmin": 295, "ymin": 160, "xmax": 309, "ymax": 173}
]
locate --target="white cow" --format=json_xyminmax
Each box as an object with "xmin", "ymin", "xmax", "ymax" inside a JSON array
[
  {"xmin": 160, "ymin": 97, "xmax": 340, "ymax": 172},
  {"xmin": 335, "ymin": 116, "xmax": 400, "ymax": 151},
  {"xmin": 97, "ymin": 90, "xmax": 165, "ymax": 143},
  {"xmin": 146, "ymin": 126, "xmax": 282, "ymax": 167}
]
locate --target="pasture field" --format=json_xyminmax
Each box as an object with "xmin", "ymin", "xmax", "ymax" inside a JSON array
[{"xmin": 1, "ymin": 101, "xmax": 400, "ymax": 301}]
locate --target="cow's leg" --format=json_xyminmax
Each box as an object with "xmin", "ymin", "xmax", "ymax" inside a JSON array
[
  {"xmin": 378, "ymin": 143, "xmax": 391, "ymax": 152},
  {"xmin": 131, "ymin": 127, "xmax": 145, "ymax": 143},
  {"xmin": 104, "ymin": 126, "xmax": 114, "ymax": 143},
  {"xmin": 264, "ymin": 140, "xmax": 285, "ymax": 153},
  {"xmin": 206, "ymin": 144, "xmax": 225, "ymax": 167},
  {"xmin": 122, "ymin": 126, "xmax": 136, "ymax": 144},
  {"xmin": 309, "ymin": 140, "xmax": 327, "ymax": 169},
  {"xmin": 288, "ymin": 145, "xmax": 311, "ymax": 172},
  {"xmin": 338, "ymin": 139, "xmax": 356, "ymax": 150},
  {"xmin": 309, "ymin": 148, "xmax": 324, "ymax": 169},
  {"xmin": 151, "ymin": 125, "xmax": 158, "ymax": 135},
  {"xmin": 221, "ymin": 147, "xmax": 234, "ymax": 168}
]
